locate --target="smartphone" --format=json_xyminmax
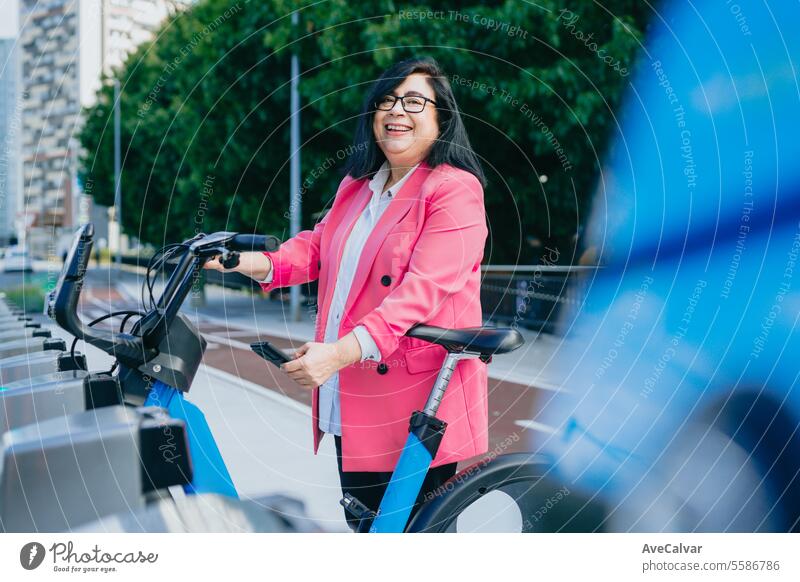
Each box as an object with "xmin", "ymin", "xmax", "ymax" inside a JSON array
[{"xmin": 250, "ymin": 340, "xmax": 291, "ymax": 368}]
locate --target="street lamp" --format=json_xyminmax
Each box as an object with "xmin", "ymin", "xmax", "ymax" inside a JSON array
[{"xmin": 113, "ymin": 78, "xmax": 121, "ymax": 269}]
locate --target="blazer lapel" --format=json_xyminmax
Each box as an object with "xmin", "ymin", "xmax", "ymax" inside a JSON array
[
  {"xmin": 318, "ymin": 179, "xmax": 372, "ymax": 335},
  {"xmin": 341, "ymin": 162, "xmax": 435, "ymax": 320}
]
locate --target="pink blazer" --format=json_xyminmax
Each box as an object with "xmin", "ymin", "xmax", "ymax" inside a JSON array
[{"xmin": 260, "ymin": 162, "xmax": 489, "ymax": 472}]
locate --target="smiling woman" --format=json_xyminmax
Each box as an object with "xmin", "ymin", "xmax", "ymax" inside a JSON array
[
  {"xmin": 345, "ymin": 58, "xmax": 486, "ymax": 186},
  {"xmin": 373, "ymin": 79, "xmax": 439, "ymax": 160},
  {"xmin": 205, "ymin": 57, "xmax": 488, "ymax": 531}
]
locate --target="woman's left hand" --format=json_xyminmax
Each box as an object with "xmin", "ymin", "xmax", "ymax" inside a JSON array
[{"xmin": 282, "ymin": 333, "xmax": 362, "ymax": 388}]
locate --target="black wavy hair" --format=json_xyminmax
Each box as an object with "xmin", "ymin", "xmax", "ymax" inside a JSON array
[{"xmin": 343, "ymin": 57, "xmax": 486, "ymax": 187}]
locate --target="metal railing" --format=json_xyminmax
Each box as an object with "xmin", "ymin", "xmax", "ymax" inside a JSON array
[
  {"xmin": 480, "ymin": 265, "xmax": 599, "ymax": 334},
  {"xmin": 119, "ymin": 255, "xmax": 598, "ymax": 332}
]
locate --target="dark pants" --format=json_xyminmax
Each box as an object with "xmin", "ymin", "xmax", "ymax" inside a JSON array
[{"xmin": 334, "ymin": 435, "xmax": 458, "ymax": 532}]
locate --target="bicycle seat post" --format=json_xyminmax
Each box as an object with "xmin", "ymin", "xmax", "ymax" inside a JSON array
[
  {"xmin": 422, "ymin": 351, "xmax": 481, "ymax": 417},
  {"xmin": 366, "ymin": 349, "xmax": 482, "ymax": 533},
  {"xmin": 366, "ymin": 325, "xmax": 524, "ymax": 532}
]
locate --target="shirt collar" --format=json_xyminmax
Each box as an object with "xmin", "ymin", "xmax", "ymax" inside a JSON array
[{"xmin": 368, "ymin": 161, "xmax": 421, "ymax": 199}]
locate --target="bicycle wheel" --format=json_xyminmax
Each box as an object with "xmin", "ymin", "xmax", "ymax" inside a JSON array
[{"xmin": 405, "ymin": 453, "xmax": 608, "ymax": 532}]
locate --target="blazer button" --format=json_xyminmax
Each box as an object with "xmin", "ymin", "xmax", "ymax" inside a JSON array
[
  {"xmin": 377, "ymin": 362, "xmax": 388, "ymax": 375},
  {"xmin": 380, "ymin": 275, "xmax": 391, "ymax": 287}
]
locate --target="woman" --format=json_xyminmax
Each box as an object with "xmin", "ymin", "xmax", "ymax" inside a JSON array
[{"xmin": 207, "ymin": 57, "xmax": 489, "ymax": 530}]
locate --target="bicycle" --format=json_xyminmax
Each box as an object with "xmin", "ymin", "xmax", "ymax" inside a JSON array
[
  {"xmin": 245, "ymin": 256, "xmax": 586, "ymax": 532},
  {"xmin": 48, "ymin": 223, "xmax": 586, "ymax": 533},
  {"xmin": 48, "ymin": 223, "xmax": 280, "ymax": 500}
]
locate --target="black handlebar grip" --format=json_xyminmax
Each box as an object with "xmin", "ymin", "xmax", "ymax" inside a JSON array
[
  {"xmin": 221, "ymin": 251, "xmax": 240, "ymax": 269},
  {"xmin": 229, "ymin": 234, "xmax": 280, "ymax": 253}
]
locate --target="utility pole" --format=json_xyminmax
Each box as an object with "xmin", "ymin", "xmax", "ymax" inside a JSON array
[
  {"xmin": 289, "ymin": 11, "xmax": 302, "ymax": 322},
  {"xmin": 113, "ymin": 78, "xmax": 122, "ymax": 270}
]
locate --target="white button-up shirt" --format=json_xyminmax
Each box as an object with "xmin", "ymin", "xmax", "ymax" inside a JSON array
[{"xmin": 263, "ymin": 161, "xmax": 420, "ymax": 435}]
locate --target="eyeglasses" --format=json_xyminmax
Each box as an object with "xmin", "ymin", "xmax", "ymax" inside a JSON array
[{"xmin": 374, "ymin": 94, "xmax": 437, "ymax": 113}]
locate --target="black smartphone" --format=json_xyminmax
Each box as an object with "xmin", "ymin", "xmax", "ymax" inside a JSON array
[{"xmin": 250, "ymin": 340, "xmax": 291, "ymax": 368}]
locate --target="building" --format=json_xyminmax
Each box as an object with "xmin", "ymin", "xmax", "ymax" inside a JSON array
[
  {"xmin": 0, "ymin": 37, "xmax": 21, "ymax": 247},
  {"xmin": 18, "ymin": 0, "xmax": 187, "ymax": 257}
]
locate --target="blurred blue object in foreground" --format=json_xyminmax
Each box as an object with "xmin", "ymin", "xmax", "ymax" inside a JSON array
[{"xmin": 538, "ymin": 0, "xmax": 800, "ymax": 531}]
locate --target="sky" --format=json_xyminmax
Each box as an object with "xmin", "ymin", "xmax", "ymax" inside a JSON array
[{"xmin": 0, "ymin": 0, "xmax": 19, "ymax": 39}]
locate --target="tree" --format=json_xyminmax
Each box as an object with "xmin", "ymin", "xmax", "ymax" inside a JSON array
[{"xmin": 80, "ymin": 0, "xmax": 649, "ymax": 263}]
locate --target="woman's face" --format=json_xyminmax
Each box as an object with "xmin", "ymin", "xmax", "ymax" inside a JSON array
[{"xmin": 372, "ymin": 73, "xmax": 439, "ymax": 168}]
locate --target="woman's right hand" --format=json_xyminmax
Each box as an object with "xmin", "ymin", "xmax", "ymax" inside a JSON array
[{"xmin": 204, "ymin": 251, "xmax": 272, "ymax": 281}]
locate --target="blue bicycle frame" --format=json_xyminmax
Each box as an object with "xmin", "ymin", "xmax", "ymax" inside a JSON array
[
  {"xmin": 342, "ymin": 351, "xmax": 480, "ymax": 533},
  {"xmin": 145, "ymin": 380, "xmax": 238, "ymax": 499}
]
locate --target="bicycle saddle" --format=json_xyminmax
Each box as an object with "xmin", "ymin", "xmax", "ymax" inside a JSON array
[{"xmin": 405, "ymin": 324, "xmax": 524, "ymax": 356}]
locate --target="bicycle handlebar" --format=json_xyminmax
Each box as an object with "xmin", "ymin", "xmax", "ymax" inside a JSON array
[
  {"xmin": 228, "ymin": 234, "xmax": 279, "ymax": 252},
  {"xmin": 144, "ymin": 231, "xmax": 278, "ymax": 348},
  {"xmin": 49, "ymin": 224, "xmax": 281, "ymax": 366}
]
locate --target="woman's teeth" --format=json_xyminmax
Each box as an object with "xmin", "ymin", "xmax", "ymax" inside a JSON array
[{"xmin": 386, "ymin": 124, "xmax": 411, "ymax": 132}]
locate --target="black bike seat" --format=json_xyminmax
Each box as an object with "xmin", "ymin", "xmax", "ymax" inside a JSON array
[{"xmin": 405, "ymin": 324, "xmax": 524, "ymax": 356}]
